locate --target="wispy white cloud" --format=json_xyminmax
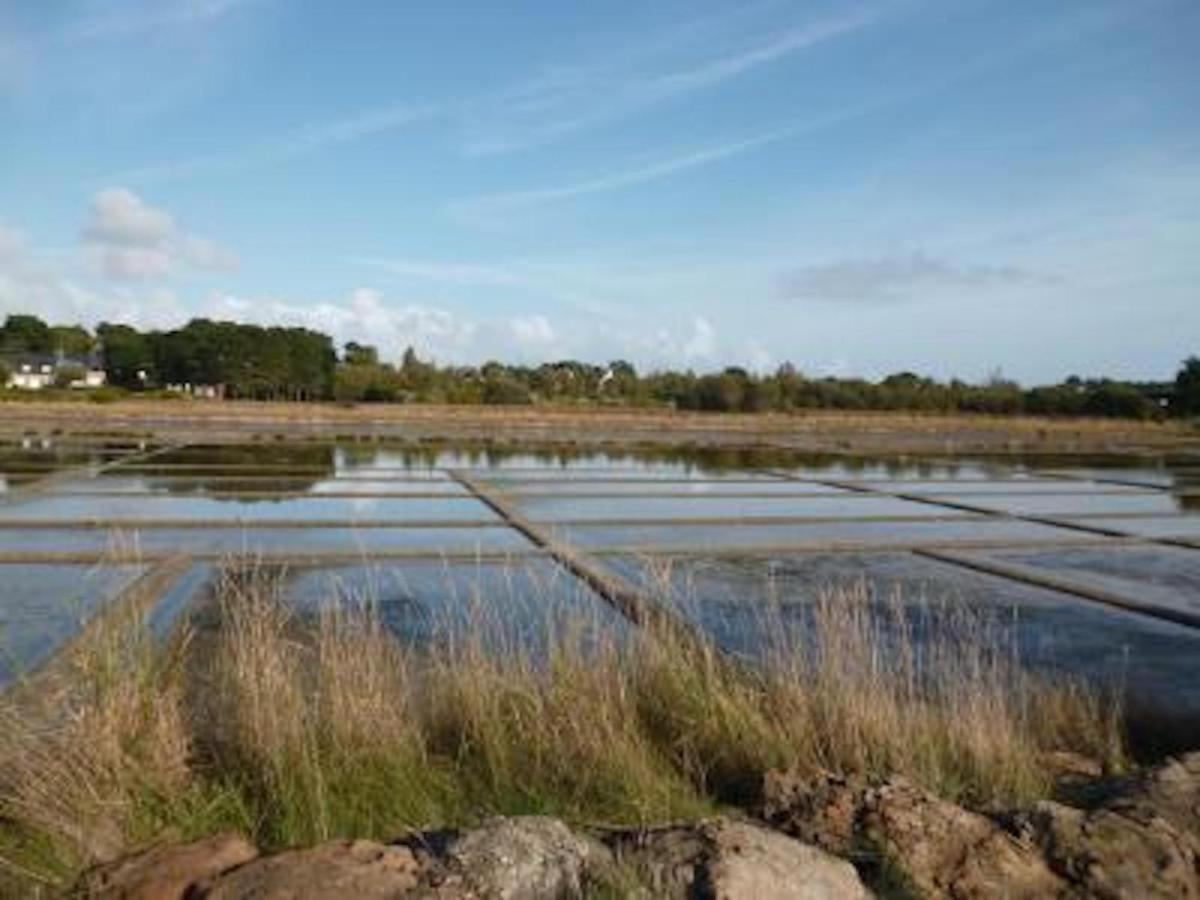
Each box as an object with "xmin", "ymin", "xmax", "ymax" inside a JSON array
[
  {"xmin": 448, "ymin": 129, "xmax": 794, "ymax": 223},
  {"xmin": 98, "ymin": 5, "xmax": 881, "ymax": 182},
  {"xmin": 777, "ymin": 253, "xmax": 1050, "ymax": 304},
  {"xmin": 640, "ymin": 12, "xmax": 878, "ymax": 101},
  {"xmin": 344, "ymin": 256, "xmax": 526, "ymax": 288},
  {"xmin": 457, "ymin": 8, "xmax": 880, "ymax": 155},
  {"xmin": 59, "ymin": 0, "xmax": 256, "ymax": 44},
  {"xmin": 110, "ymin": 105, "xmax": 433, "ymax": 184}
]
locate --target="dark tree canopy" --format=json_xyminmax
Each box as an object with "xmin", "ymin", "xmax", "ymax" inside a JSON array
[
  {"xmin": 1175, "ymin": 357, "xmax": 1200, "ymax": 417},
  {"xmin": 1, "ymin": 314, "xmax": 53, "ymax": 354}
]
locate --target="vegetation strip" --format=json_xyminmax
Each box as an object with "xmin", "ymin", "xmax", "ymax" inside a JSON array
[{"xmin": 916, "ymin": 548, "xmax": 1200, "ymax": 631}]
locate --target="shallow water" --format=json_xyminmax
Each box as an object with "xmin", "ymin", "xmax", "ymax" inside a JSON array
[
  {"xmin": 283, "ymin": 559, "xmax": 627, "ymax": 651},
  {"xmin": 0, "ymin": 493, "xmax": 499, "ymax": 523},
  {"xmin": 0, "ymin": 563, "xmax": 146, "ymax": 685},
  {"xmin": 602, "ymin": 551, "xmax": 1200, "ymax": 713},
  {"xmin": 1, "ymin": 438, "xmax": 1198, "ymax": 712}
]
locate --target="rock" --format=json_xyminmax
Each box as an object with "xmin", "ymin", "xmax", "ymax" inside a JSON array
[
  {"xmin": 195, "ymin": 839, "xmax": 421, "ymax": 899},
  {"xmin": 609, "ymin": 817, "xmax": 868, "ymax": 899},
  {"xmin": 1027, "ymin": 798, "xmax": 1199, "ymax": 899},
  {"xmin": 80, "ymin": 833, "xmax": 258, "ymax": 900},
  {"xmin": 703, "ymin": 820, "xmax": 869, "ymax": 900},
  {"xmin": 1118, "ymin": 751, "xmax": 1200, "ymax": 839},
  {"xmin": 859, "ymin": 779, "xmax": 1067, "ymax": 899},
  {"xmin": 760, "ymin": 769, "xmax": 864, "ymax": 856},
  {"xmin": 444, "ymin": 816, "xmax": 609, "ymax": 900}
]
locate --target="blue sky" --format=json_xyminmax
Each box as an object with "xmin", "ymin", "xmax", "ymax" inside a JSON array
[{"xmin": 1, "ymin": 0, "xmax": 1196, "ymax": 382}]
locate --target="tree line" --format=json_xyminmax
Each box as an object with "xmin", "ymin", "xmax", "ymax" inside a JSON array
[
  {"xmin": 0, "ymin": 315, "xmax": 335, "ymax": 401},
  {"xmin": 2, "ymin": 313, "xmax": 1198, "ymax": 419}
]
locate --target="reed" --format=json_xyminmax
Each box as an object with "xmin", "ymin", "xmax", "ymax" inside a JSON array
[{"xmin": 0, "ymin": 560, "xmax": 1125, "ymax": 892}]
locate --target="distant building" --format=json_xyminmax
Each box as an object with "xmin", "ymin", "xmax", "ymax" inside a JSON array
[
  {"xmin": 165, "ymin": 382, "xmax": 225, "ymax": 399},
  {"xmin": 2, "ymin": 353, "xmax": 107, "ymax": 391}
]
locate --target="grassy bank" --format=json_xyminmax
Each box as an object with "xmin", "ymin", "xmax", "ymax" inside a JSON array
[{"xmin": 0, "ymin": 564, "xmax": 1124, "ymax": 892}]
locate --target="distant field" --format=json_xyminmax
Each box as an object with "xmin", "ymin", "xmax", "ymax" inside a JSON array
[{"xmin": 0, "ymin": 399, "xmax": 1197, "ymax": 454}]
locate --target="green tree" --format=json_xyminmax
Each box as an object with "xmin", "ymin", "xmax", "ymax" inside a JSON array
[
  {"xmin": 53, "ymin": 364, "xmax": 87, "ymax": 389},
  {"xmin": 343, "ymin": 342, "xmax": 379, "ymax": 366},
  {"xmin": 49, "ymin": 325, "xmax": 94, "ymax": 358},
  {"xmin": 482, "ymin": 374, "xmax": 532, "ymax": 405},
  {"xmin": 97, "ymin": 323, "xmax": 154, "ymax": 388},
  {"xmin": 1, "ymin": 314, "xmax": 52, "ymax": 353},
  {"xmin": 1082, "ymin": 380, "xmax": 1158, "ymax": 420},
  {"xmin": 1174, "ymin": 357, "xmax": 1200, "ymax": 417}
]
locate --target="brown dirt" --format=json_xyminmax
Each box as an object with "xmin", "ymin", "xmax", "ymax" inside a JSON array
[{"xmin": 2, "ymin": 399, "xmax": 1197, "ymax": 456}]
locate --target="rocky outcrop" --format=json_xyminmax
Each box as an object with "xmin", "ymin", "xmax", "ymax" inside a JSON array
[
  {"xmin": 197, "ymin": 839, "xmax": 422, "ymax": 899},
  {"xmin": 80, "ymin": 833, "xmax": 258, "ymax": 900},
  {"xmin": 1023, "ymin": 801, "xmax": 1198, "ymax": 900},
  {"xmin": 860, "ymin": 779, "xmax": 1065, "ymax": 899},
  {"xmin": 761, "ymin": 753, "xmax": 1200, "ymax": 899},
  {"xmin": 78, "ymin": 815, "xmax": 866, "ymax": 899},
  {"xmin": 605, "ymin": 818, "xmax": 868, "ymax": 899},
  {"xmin": 434, "ymin": 816, "xmax": 608, "ymax": 899},
  {"xmin": 761, "ymin": 769, "xmax": 1063, "ymax": 897},
  {"xmin": 75, "ymin": 753, "xmax": 1200, "ymax": 900}
]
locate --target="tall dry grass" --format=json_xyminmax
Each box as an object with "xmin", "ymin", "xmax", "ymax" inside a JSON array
[
  {"xmin": 0, "ymin": 595, "xmax": 208, "ymax": 892},
  {"xmin": 0, "ymin": 560, "xmax": 1125, "ymax": 892}
]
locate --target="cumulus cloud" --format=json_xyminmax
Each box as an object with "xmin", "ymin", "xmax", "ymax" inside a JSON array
[
  {"xmin": 83, "ymin": 187, "xmax": 237, "ymax": 280},
  {"xmin": 778, "ymin": 252, "xmax": 1045, "ymax": 303},
  {"xmin": 0, "ymin": 218, "xmax": 192, "ymax": 326},
  {"xmin": 509, "ymin": 314, "xmax": 556, "ymax": 347},
  {"xmin": 214, "ymin": 288, "xmax": 478, "ymax": 362},
  {"xmin": 683, "ymin": 316, "xmax": 716, "ymax": 359},
  {"xmin": 0, "ymin": 221, "xmax": 94, "ymax": 321}
]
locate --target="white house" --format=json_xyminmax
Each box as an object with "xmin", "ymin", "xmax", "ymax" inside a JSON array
[{"xmin": 3, "ymin": 354, "xmax": 107, "ymax": 391}]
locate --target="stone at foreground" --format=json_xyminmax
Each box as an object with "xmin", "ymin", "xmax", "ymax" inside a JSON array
[
  {"xmin": 79, "ymin": 833, "xmax": 258, "ymax": 900},
  {"xmin": 761, "ymin": 753, "xmax": 1200, "ymax": 899},
  {"xmin": 1025, "ymin": 801, "xmax": 1199, "ymax": 900},
  {"xmin": 605, "ymin": 817, "xmax": 869, "ymax": 899},
  {"xmin": 861, "ymin": 779, "xmax": 1066, "ymax": 899},
  {"xmin": 1017, "ymin": 751, "xmax": 1200, "ymax": 900},
  {"xmin": 434, "ymin": 815, "xmax": 609, "ymax": 900},
  {"xmin": 761, "ymin": 769, "xmax": 1065, "ymax": 897},
  {"xmin": 195, "ymin": 839, "xmax": 421, "ymax": 899},
  {"xmin": 1113, "ymin": 750, "xmax": 1200, "ymax": 839},
  {"xmin": 78, "ymin": 815, "xmax": 869, "ymax": 899}
]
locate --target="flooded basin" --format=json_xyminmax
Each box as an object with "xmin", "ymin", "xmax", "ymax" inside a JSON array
[{"xmin": 1, "ymin": 438, "xmax": 1197, "ymax": 720}]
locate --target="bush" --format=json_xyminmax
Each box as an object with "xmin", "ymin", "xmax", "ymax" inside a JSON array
[
  {"xmin": 482, "ymin": 376, "xmax": 532, "ymax": 405},
  {"xmin": 88, "ymin": 387, "xmax": 126, "ymax": 404}
]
